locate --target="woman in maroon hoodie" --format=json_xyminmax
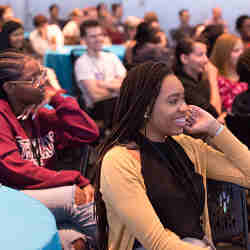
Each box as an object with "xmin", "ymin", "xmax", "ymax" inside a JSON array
[{"xmin": 0, "ymin": 51, "xmax": 99, "ymax": 250}]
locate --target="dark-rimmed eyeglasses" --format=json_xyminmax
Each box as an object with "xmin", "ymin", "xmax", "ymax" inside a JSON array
[{"xmin": 7, "ymin": 70, "xmax": 47, "ymax": 89}]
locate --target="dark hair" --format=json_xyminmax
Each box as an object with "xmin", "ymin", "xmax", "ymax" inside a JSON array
[
  {"xmin": 80, "ymin": 19, "xmax": 100, "ymax": 37},
  {"xmin": 200, "ymin": 24, "xmax": 224, "ymax": 57},
  {"xmin": 0, "ymin": 21, "xmax": 23, "ymax": 50},
  {"xmin": 132, "ymin": 22, "xmax": 159, "ymax": 55},
  {"xmin": 175, "ymin": 38, "xmax": 206, "ymax": 72},
  {"xmin": 33, "ymin": 14, "xmax": 48, "ymax": 28},
  {"xmin": 237, "ymin": 47, "xmax": 250, "ymax": 85},
  {"xmin": 0, "ymin": 51, "xmax": 33, "ymax": 99},
  {"xmin": 179, "ymin": 9, "xmax": 188, "ymax": 17},
  {"xmin": 235, "ymin": 15, "xmax": 250, "ymax": 32},
  {"xmin": 144, "ymin": 11, "xmax": 159, "ymax": 24},
  {"xmin": 49, "ymin": 4, "xmax": 58, "ymax": 12},
  {"xmin": 111, "ymin": 3, "xmax": 121, "ymax": 13},
  {"xmin": 95, "ymin": 61, "xmax": 173, "ymax": 250}
]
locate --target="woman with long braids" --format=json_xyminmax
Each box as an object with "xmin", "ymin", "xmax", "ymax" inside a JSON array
[{"xmin": 95, "ymin": 61, "xmax": 250, "ymax": 250}]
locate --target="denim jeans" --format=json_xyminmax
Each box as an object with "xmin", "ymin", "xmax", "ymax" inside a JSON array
[{"xmin": 22, "ymin": 185, "xmax": 96, "ymax": 250}]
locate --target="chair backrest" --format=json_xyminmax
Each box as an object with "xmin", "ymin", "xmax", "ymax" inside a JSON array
[
  {"xmin": 70, "ymin": 48, "xmax": 87, "ymax": 100},
  {"xmin": 207, "ymin": 179, "xmax": 249, "ymax": 249},
  {"xmin": 54, "ymin": 144, "xmax": 90, "ymax": 177}
]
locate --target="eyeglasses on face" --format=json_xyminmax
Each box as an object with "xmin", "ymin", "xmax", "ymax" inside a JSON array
[{"xmin": 7, "ymin": 70, "xmax": 47, "ymax": 89}]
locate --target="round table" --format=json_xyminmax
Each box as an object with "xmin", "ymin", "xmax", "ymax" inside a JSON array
[{"xmin": 0, "ymin": 185, "xmax": 62, "ymax": 250}]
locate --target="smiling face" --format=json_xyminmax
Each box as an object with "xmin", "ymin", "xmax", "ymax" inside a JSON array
[
  {"xmin": 145, "ymin": 74, "xmax": 188, "ymax": 142},
  {"xmin": 9, "ymin": 27, "xmax": 24, "ymax": 49},
  {"xmin": 181, "ymin": 42, "xmax": 208, "ymax": 78}
]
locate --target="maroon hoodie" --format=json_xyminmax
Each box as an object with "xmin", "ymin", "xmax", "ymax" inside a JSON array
[{"xmin": 0, "ymin": 92, "xmax": 99, "ymax": 190}]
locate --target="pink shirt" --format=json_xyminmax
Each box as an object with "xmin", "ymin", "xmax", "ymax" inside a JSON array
[{"xmin": 218, "ymin": 76, "xmax": 248, "ymax": 112}]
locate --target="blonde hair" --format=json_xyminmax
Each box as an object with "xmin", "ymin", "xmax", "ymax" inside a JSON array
[{"xmin": 210, "ymin": 33, "xmax": 241, "ymax": 77}]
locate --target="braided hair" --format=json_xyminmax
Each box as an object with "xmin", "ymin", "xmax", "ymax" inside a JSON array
[{"xmin": 95, "ymin": 61, "xmax": 173, "ymax": 250}]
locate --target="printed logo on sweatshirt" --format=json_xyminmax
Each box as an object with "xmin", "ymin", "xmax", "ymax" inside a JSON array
[{"xmin": 16, "ymin": 131, "xmax": 55, "ymax": 166}]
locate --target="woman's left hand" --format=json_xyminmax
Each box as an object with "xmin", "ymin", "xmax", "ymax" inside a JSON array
[{"xmin": 184, "ymin": 105, "xmax": 221, "ymax": 137}]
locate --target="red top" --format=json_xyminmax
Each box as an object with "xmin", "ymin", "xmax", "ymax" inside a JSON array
[
  {"xmin": 218, "ymin": 76, "xmax": 248, "ymax": 112},
  {"xmin": 0, "ymin": 92, "xmax": 99, "ymax": 190}
]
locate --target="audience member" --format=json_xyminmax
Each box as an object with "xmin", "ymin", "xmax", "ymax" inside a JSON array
[
  {"xmin": 63, "ymin": 8, "xmax": 84, "ymax": 45},
  {"xmin": 175, "ymin": 38, "xmax": 219, "ymax": 116},
  {"xmin": 0, "ymin": 20, "xmax": 26, "ymax": 52},
  {"xmin": 124, "ymin": 22, "xmax": 161, "ymax": 67},
  {"xmin": 204, "ymin": 7, "xmax": 228, "ymax": 32},
  {"xmin": 226, "ymin": 47, "xmax": 250, "ymax": 148},
  {"xmin": 0, "ymin": 51, "xmax": 99, "ymax": 250},
  {"xmin": 123, "ymin": 16, "xmax": 142, "ymax": 47},
  {"xmin": 48, "ymin": 4, "xmax": 66, "ymax": 29},
  {"xmin": 30, "ymin": 14, "xmax": 64, "ymax": 59},
  {"xmin": 170, "ymin": 9, "xmax": 194, "ymax": 44},
  {"xmin": 199, "ymin": 24, "xmax": 224, "ymax": 57},
  {"xmin": 144, "ymin": 11, "xmax": 159, "ymax": 25},
  {"xmin": 95, "ymin": 60, "xmax": 250, "ymax": 250},
  {"xmin": 236, "ymin": 15, "xmax": 250, "ymax": 48},
  {"xmin": 111, "ymin": 3, "xmax": 124, "ymax": 33},
  {"xmin": 74, "ymin": 20, "xmax": 126, "ymax": 110},
  {"xmin": 0, "ymin": 5, "xmax": 14, "ymax": 31},
  {"xmin": 210, "ymin": 33, "xmax": 247, "ymax": 112}
]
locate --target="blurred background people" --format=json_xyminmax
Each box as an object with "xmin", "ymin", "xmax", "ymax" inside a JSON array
[
  {"xmin": 226, "ymin": 47, "xmax": 250, "ymax": 148},
  {"xmin": 30, "ymin": 14, "xmax": 64, "ymax": 60},
  {"xmin": 204, "ymin": 7, "xmax": 228, "ymax": 32},
  {"xmin": 210, "ymin": 33, "xmax": 247, "ymax": 113},
  {"xmin": 0, "ymin": 5, "xmax": 14, "ymax": 31},
  {"xmin": 170, "ymin": 9, "xmax": 193, "ymax": 44},
  {"xmin": 199, "ymin": 24, "xmax": 225, "ymax": 57},
  {"xmin": 48, "ymin": 4, "xmax": 66, "ymax": 29},
  {"xmin": 175, "ymin": 38, "xmax": 219, "ymax": 117},
  {"xmin": 235, "ymin": 15, "xmax": 250, "ymax": 48},
  {"xmin": 63, "ymin": 8, "xmax": 84, "ymax": 45}
]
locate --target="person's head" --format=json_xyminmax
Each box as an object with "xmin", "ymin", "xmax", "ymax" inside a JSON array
[
  {"xmin": 0, "ymin": 21, "xmax": 24, "ymax": 50},
  {"xmin": 111, "ymin": 3, "xmax": 123, "ymax": 19},
  {"xmin": 80, "ymin": 20, "xmax": 104, "ymax": 51},
  {"xmin": 212, "ymin": 7, "xmax": 222, "ymax": 20},
  {"xmin": 97, "ymin": 2, "xmax": 108, "ymax": 18},
  {"xmin": 33, "ymin": 14, "xmax": 48, "ymax": 31},
  {"xmin": 210, "ymin": 33, "xmax": 244, "ymax": 76},
  {"xmin": 236, "ymin": 15, "xmax": 250, "ymax": 42},
  {"xmin": 134, "ymin": 22, "xmax": 159, "ymax": 45},
  {"xmin": 0, "ymin": 5, "xmax": 14, "ymax": 24},
  {"xmin": 124, "ymin": 16, "xmax": 142, "ymax": 40},
  {"xmin": 144, "ymin": 11, "xmax": 159, "ymax": 24},
  {"xmin": 0, "ymin": 51, "xmax": 46, "ymax": 108},
  {"xmin": 49, "ymin": 4, "xmax": 59, "ymax": 19},
  {"xmin": 200, "ymin": 24, "xmax": 224, "ymax": 57},
  {"xmin": 236, "ymin": 47, "xmax": 250, "ymax": 85},
  {"xmin": 69, "ymin": 8, "xmax": 83, "ymax": 23},
  {"xmin": 175, "ymin": 38, "xmax": 208, "ymax": 78},
  {"xmin": 179, "ymin": 9, "xmax": 190, "ymax": 26}
]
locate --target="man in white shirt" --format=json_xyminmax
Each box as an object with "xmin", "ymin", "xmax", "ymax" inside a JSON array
[{"xmin": 74, "ymin": 20, "xmax": 126, "ymax": 109}]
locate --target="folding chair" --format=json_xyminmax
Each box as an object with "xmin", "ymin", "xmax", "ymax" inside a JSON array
[{"xmin": 207, "ymin": 179, "xmax": 249, "ymax": 250}]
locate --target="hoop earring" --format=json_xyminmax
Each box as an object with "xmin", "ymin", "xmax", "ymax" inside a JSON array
[{"xmin": 144, "ymin": 112, "xmax": 149, "ymax": 119}]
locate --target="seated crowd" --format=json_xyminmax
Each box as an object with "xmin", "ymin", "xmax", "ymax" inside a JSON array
[{"xmin": 1, "ymin": 2, "xmax": 250, "ymax": 250}]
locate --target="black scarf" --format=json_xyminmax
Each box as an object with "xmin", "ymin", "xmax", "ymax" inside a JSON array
[{"xmin": 134, "ymin": 133, "xmax": 205, "ymax": 239}]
